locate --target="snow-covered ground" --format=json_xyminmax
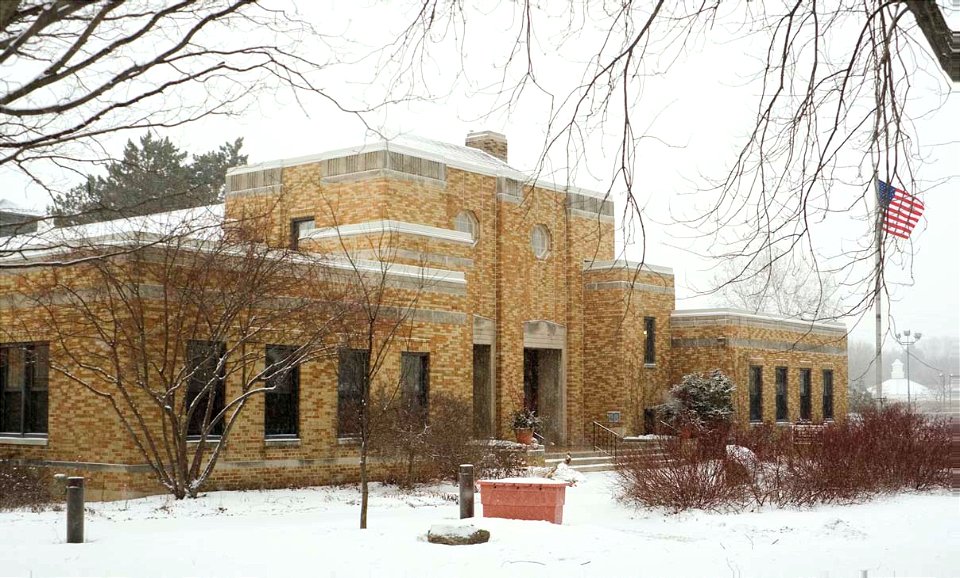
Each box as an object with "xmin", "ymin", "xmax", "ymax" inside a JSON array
[{"xmin": 1, "ymin": 472, "xmax": 956, "ymax": 577}]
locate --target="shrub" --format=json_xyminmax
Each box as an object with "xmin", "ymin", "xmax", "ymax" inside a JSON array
[
  {"xmin": 655, "ymin": 370, "xmax": 735, "ymax": 432},
  {"xmin": 617, "ymin": 428, "xmax": 745, "ymax": 512},
  {"xmin": 371, "ymin": 392, "xmax": 527, "ymax": 487},
  {"xmin": 0, "ymin": 462, "xmax": 57, "ymax": 512},
  {"xmin": 618, "ymin": 405, "xmax": 951, "ymax": 512}
]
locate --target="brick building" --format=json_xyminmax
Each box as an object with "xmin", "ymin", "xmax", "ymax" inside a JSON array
[{"xmin": 0, "ymin": 132, "xmax": 847, "ymax": 499}]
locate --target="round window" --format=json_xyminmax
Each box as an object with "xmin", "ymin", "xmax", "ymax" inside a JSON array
[
  {"xmin": 454, "ymin": 210, "xmax": 479, "ymax": 243},
  {"xmin": 531, "ymin": 225, "xmax": 550, "ymax": 259}
]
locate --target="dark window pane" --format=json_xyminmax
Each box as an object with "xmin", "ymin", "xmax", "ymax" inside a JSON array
[
  {"xmin": 265, "ymin": 345, "xmax": 299, "ymax": 437},
  {"xmin": 25, "ymin": 345, "xmax": 48, "ymax": 434},
  {"xmin": 337, "ymin": 349, "xmax": 368, "ymax": 437},
  {"xmin": 290, "ymin": 217, "xmax": 315, "ymax": 250},
  {"xmin": 0, "ymin": 344, "xmax": 48, "ymax": 436},
  {"xmin": 186, "ymin": 341, "xmax": 226, "ymax": 437},
  {"xmin": 775, "ymin": 367, "xmax": 788, "ymax": 422},
  {"xmin": 401, "ymin": 352, "xmax": 429, "ymax": 418},
  {"xmin": 822, "ymin": 370, "xmax": 834, "ymax": 420},
  {"xmin": 644, "ymin": 318, "xmax": 656, "ymax": 365},
  {"xmin": 0, "ymin": 390, "xmax": 22, "ymax": 434},
  {"xmin": 799, "ymin": 369, "xmax": 812, "ymax": 421},
  {"xmin": 749, "ymin": 366, "xmax": 763, "ymax": 422}
]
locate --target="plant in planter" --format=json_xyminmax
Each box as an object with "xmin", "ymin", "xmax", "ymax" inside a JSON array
[{"xmin": 511, "ymin": 408, "xmax": 543, "ymax": 445}]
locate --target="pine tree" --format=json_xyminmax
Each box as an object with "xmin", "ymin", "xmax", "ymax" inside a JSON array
[{"xmin": 50, "ymin": 133, "xmax": 246, "ymax": 225}]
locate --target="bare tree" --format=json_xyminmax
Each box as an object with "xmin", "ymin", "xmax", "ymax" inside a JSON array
[
  {"xmin": 0, "ymin": 0, "xmax": 402, "ymax": 266},
  {"xmin": 314, "ymin": 205, "xmax": 436, "ymax": 529},
  {"xmin": 374, "ymin": 1, "xmax": 955, "ymax": 322},
  {"xmin": 7, "ymin": 214, "xmax": 345, "ymax": 498},
  {"xmin": 0, "ymin": 1, "xmax": 353, "ymax": 188},
  {"xmin": 713, "ymin": 250, "xmax": 842, "ymax": 321}
]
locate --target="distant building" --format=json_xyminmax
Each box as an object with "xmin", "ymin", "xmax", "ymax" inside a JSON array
[
  {"xmin": 0, "ymin": 199, "xmax": 41, "ymax": 237},
  {"xmin": 872, "ymin": 359, "xmax": 937, "ymax": 408}
]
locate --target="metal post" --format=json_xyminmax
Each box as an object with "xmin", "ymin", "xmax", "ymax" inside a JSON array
[
  {"xmin": 458, "ymin": 464, "xmax": 474, "ymax": 519},
  {"xmin": 905, "ymin": 339, "xmax": 911, "ymax": 408},
  {"xmin": 66, "ymin": 476, "xmax": 84, "ymax": 544}
]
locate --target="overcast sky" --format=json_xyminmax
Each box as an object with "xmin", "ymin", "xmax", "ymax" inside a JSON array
[{"xmin": 2, "ymin": 1, "xmax": 957, "ymax": 347}]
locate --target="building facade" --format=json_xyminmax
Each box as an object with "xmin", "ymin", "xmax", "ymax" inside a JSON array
[{"xmin": 0, "ymin": 132, "xmax": 847, "ymax": 499}]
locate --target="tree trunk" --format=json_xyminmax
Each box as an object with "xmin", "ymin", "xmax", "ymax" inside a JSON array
[
  {"xmin": 406, "ymin": 446, "xmax": 415, "ymax": 489},
  {"xmin": 359, "ymin": 438, "xmax": 368, "ymax": 529}
]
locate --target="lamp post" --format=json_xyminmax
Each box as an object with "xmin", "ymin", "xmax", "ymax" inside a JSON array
[{"xmin": 895, "ymin": 330, "xmax": 922, "ymax": 409}]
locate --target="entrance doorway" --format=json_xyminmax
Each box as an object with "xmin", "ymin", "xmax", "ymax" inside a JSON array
[
  {"xmin": 473, "ymin": 344, "xmax": 493, "ymax": 438},
  {"xmin": 523, "ymin": 348, "xmax": 562, "ymax": 445}
]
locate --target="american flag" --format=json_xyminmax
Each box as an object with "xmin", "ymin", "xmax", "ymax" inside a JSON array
[{"xmin": 877, "ymin": 180, "xmax": 924, "ymax": 239}]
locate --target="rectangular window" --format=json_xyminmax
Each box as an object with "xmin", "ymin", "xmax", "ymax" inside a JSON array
[
  {"xmin": 643, "ymin": 317, "xmax": 656, "ymax": 365},
  {"xmin": 264, "ymin": 345, "xmax": 299, "ymax": 438},
  {"xmin": 749, "ymin": 366, "xmax": 763, "ymax": 422},
  {"xmin": 290, "ymin": 217, "xmax": 315, "ymax": 250},
  {"xmin": 775, "ymin": 367, "xmax": 788, "ymax": 422},
  {"xmin": 822, "ymin": 369, "xmax": 834, "ymax": 420},
  {"xmin": 799, "ymin": 369, "xmax": 812, "ymax": 421},
  {"xmin": 337, "ymin": 349, "xmax": 369, "ymax": 437},
  {"xmin": 186, "ymin": 341, "xmax": 226, "ymax": 438},
  {"xmin": 0, "ymin": 343, "xmax": 49, "ymax": 436},
  {"xmin": 401, "ymin": 352, "xmax": 429, "ymax": 418}
]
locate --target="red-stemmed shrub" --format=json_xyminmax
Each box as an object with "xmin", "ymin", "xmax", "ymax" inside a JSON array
[{"xmin": 617, "ymin": 405, "xmax": 950, "ymax": 512}]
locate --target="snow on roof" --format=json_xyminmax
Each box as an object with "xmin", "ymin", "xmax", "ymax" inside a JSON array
[
  {"xmin": 0, "ymin": 198, "xmax": 43, "ymax": 216},
  {"xmin": 0, "ymin": 204, "xmax": 225, "ymax": 260},
  {"xmin": 0, "ymin": 203, "xmax": 466, "ymax": 288},
  {"xmin": 582, "ymin": 258, "xmax": 674, "ymax": 276},
  {"xmin": 226, "ymin": 134, "xmax": 612, "ymax": 200},
  {"xmin": 871, "ymin": 378, "xmax": 934, "ymax": 400},
  {"xmin": 670, "ymin": 307, "xmax": 847, "ymax": 333}
]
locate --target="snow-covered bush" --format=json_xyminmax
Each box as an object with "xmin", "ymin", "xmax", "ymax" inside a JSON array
[
  {"xmin": 670, "ymin": 370, "xmax": 734, "ymax": 424},
  {"xmin": 651, "ymin": 370, "xmax": 735, "ymax": 433}
]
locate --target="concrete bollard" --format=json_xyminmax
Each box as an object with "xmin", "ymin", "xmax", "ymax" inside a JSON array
[
  {"xmin": 458, "ymin": 464, "xmax": 474, "ymax": 519},
  {"xmin": 66, "ymin": 477, "xmax": 84, "ymax": 544}
]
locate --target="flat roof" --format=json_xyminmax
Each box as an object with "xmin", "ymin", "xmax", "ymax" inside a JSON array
[
  {"xmin": 670, "ymin": 307, "xmax": 846, "ymax": 334},
  {"xmin": 226, "ymin": 134, "xmax": 612, "ymax": 200}
]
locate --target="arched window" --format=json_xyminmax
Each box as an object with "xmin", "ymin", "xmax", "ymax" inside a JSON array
[
  {"xmin": 530, "ymin": 225, "xmax": 551, "ymax": 259},
  {"xmin": 454, "ymin": 210, "xmax": 479, "ymax": 243}
]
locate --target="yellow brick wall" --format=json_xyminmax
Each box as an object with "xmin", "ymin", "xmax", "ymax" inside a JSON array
[{"xmin": 1, "ymin": 142, "xmax": 848, "ymax": 498}]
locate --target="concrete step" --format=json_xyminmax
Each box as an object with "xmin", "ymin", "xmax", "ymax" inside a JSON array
[
  {"xmin": 543, "ymin": 449, "xmax": 606, "ymax": 460},
  {"xmin": 544, "ymin": 455, "xmax": 614, "ymax": 467},
  {"xmin": 569, "ymin": 462, "xmax": 618, "ymax": 473}
]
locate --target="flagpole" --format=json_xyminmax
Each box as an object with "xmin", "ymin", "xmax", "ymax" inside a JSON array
[{"xmin": 874, "ymin": 180, "xmax": 884, "ymax": 408}]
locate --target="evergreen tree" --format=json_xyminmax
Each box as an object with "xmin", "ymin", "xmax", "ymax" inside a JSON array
[{"xmin": 51, "ymin": 134, "xmax": 246, "ymax": 225}]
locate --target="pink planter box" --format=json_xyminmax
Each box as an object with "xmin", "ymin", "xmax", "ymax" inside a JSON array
[{"xmin": 478, "ymin": 478, "xmax": 568, "ymax": 524}]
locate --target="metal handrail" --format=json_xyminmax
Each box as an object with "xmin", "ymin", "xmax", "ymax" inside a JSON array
[
  {"xmin": 591, "ymin": 421, "xmax": 621, "ymax": 460},
  {"xmin": 532, "ymin": 430, "xmax": 546, "ymax": 447}
]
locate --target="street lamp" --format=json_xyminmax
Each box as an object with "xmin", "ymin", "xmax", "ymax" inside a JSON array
[{"xmin": 895, "ymin": 330, "xmax": 922, "ymax": 409}]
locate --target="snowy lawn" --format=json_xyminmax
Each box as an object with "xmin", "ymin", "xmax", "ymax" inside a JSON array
[{"xmin": 1, "ymin": 472, "xmax": 956, "ymax": 578}]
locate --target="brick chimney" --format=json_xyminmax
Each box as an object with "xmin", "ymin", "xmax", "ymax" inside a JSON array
[{"xmin": 465, "ymin": 131, "xmax": 508, "ymax": 163}]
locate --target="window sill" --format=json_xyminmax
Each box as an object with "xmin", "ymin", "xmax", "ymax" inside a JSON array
[
  {"xmin": 0, "ymin": 435, "xmax": 48, "ymax": 446},
  {"xmin": 775, "ymin": 421, "xmax": 792, "ymax": 427},
  {"xmin": 337, "ymin": 436, "xmax": 360, "ymax": 446},
  {"xmin": 643, "ymin": 363, "xmax": 656, "ymax": 369},
  {"xmin": 186, "ymin": 436, "xmax": 223, "ymax": 445},
  {"xmin": 265, "ymin": 437, "xmax": 301, "ymax": 447}
]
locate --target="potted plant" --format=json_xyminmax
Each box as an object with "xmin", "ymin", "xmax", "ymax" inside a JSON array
[{"xmin": 511, "ymin": 408, "xmax": 542, "ymax": 445}]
